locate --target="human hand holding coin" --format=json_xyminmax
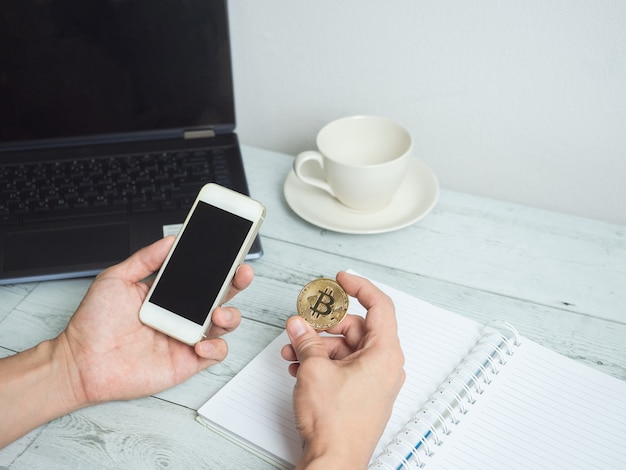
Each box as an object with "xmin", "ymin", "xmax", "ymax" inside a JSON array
[{"xmin": 283, "ymin": 272, "xmax": 406, "ymax": 469}]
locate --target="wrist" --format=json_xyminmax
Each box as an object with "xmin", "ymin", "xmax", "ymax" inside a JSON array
[
  {"xmin": 49, "ymin": 332, "xmax": 90, "ymax": 411},
  {"xmin": 297, "ymin": 442, "xmax": 351, "ymax": 470},
  {"xmin": 0, "ymin": 336, "xmax": 86, "ymax": 448},
  {"xmin": 297, "ymin": 436, "xmax": 370, "ymax": 470}
]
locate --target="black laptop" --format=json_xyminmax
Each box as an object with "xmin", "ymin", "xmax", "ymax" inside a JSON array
[{"xmin": 0, "ymin": 0, "xmax": 262, "ymax": 285}]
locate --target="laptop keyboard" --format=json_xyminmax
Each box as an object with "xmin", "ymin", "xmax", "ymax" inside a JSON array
[{"xmin": 0, "ymin": 148, "xmax": 232, "ymax": 225}]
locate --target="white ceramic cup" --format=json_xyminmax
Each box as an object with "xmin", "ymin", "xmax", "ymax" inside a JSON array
[{"xmin": 293, "ymin": 115, "xmax": 412, "ymax": 211}]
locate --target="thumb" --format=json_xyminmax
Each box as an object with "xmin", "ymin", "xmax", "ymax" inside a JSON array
[{"xmin": 286, "ymin": 316, "xmax": 328, "ymax": 362}]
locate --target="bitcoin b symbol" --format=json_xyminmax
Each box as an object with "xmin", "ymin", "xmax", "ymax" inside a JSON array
[{"xmin": 309, "ymin": 288, "xmax": 335, "ymax": 318}]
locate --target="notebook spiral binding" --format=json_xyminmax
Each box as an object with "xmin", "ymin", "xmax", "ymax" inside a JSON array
[{"xmin": 369, "ymin": 321, "xmax": 521, "ymax": 469}]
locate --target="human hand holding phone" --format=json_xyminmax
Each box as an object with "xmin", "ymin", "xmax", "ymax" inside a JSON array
[
  {"xmin": 0, "ymin": 235, "xmax": 254, "ymax": 449},
  {"xmin": 66, "ymin": 235, "xmax": 254, "ymax": 403}
]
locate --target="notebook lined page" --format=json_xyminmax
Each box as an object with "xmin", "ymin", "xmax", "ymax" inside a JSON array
[
  {"xmin": 427, "ymin": 340, "xmax": 626, "ymax": 469},
  {"xmin": 198, "ymin": 275, "xmax": 483, "ymax": 467}
]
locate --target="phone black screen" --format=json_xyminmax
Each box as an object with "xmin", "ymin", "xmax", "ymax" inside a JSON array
[{"xmin": 149, "ymin": 201, "xmax": 253, "ymax": 325}]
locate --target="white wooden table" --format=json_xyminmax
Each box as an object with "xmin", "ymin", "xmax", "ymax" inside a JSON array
[{"xmin": 1, "ymin": 146, "xmax": 625, "ymax": 469}]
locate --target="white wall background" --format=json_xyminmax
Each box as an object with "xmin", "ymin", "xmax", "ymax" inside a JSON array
[{"xmin": 228, "ymin": 1, "xmax": 626, "ymax": 225}]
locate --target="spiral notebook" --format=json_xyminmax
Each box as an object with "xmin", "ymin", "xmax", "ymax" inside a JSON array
[{"xmin": 197, "ymin": 274, "xmax": 626, "ymax": 469}]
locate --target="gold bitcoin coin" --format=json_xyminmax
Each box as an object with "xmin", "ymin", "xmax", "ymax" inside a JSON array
[{"xmin": 296, "ymin": 278, "xmax": 349, "ymax": 330}]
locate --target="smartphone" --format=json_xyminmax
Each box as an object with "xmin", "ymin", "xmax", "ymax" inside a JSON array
[{"xmin": 139, "ymin": 183, "xmax": 265, "ymax": 345}]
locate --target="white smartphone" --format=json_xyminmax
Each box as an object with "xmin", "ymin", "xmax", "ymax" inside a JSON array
[{"xmin": 139, "ymin": 183, "xmax": 265, "ymax": 345}]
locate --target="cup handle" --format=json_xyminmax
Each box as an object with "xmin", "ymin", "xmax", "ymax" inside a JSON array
[{"xmin": 293, "ymin": 151, "xmax": 336, "ymax": 197}]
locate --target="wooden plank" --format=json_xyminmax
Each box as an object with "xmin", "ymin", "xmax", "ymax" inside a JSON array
[
  {"xmin": 0, "ymin": 398, "xmax": 275, "ymax": 470},
  {"xmin": 0, "ymin": 282, "xmax": 37, "ymax": 324}
]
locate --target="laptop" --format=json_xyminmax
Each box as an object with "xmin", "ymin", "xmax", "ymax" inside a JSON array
[{"xmin": 0, "ymin": 0, "xmax": 262, "ymax": 285}]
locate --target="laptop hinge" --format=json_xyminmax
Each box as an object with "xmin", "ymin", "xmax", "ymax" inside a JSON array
[{"xmin": 184, "ymin": 129, "xmax": 216, "ymax": 139}]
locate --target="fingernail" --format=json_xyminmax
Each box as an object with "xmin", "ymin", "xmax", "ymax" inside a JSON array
[{"xmin": 287, "ymin": 317, "xmax": 308, "ymax": 340}]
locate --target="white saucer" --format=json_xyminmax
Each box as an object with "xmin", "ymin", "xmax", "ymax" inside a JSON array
[{"xmin": 283, "ymin": 158, "xmax": 439, "ymax": 234}]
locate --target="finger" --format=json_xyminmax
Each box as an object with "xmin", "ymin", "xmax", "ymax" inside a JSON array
[
  {"xmin": 205, "ymin": 306, "xmax": 242, "ymax": 338},
  {"xmin": 287, "ymin": 362, "xmax": 300, "ymax": 377},
  {"xmin": 101, "ymin": 236, "xmax": 175, "ymax": 283},
  {"xmin": 287, "ymin": 362, "xmax": 300, "ymax": 378},
  {"xmin": 280, "ymin": 335, "xmax": 311, "ymax": 378},
  {"xmin": 336, "ymin": 271, "xmax": 398, "ymax": 335},
  {"xmin": 222, "ymin": 264, "xmax": 254, "ymax": 303},
  {"xmin": 194, "ymin": 337, "xmax": 229, "ymax": 362},
  {"xmin": 324, "ymin": 314, "xmax": 367, "ymax": 350},
  {"xmin": 285, "ymin": 316, "xmax": 329, "ymax": 362},
  {"xmin": 281, "ymin": 343, "xmax": 297, "ymax": 362}
]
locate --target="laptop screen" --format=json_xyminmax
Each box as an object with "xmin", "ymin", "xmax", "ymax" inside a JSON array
[{"xmin": 0, "ymin": 0, "xmax": 235, "ymax": 148}]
